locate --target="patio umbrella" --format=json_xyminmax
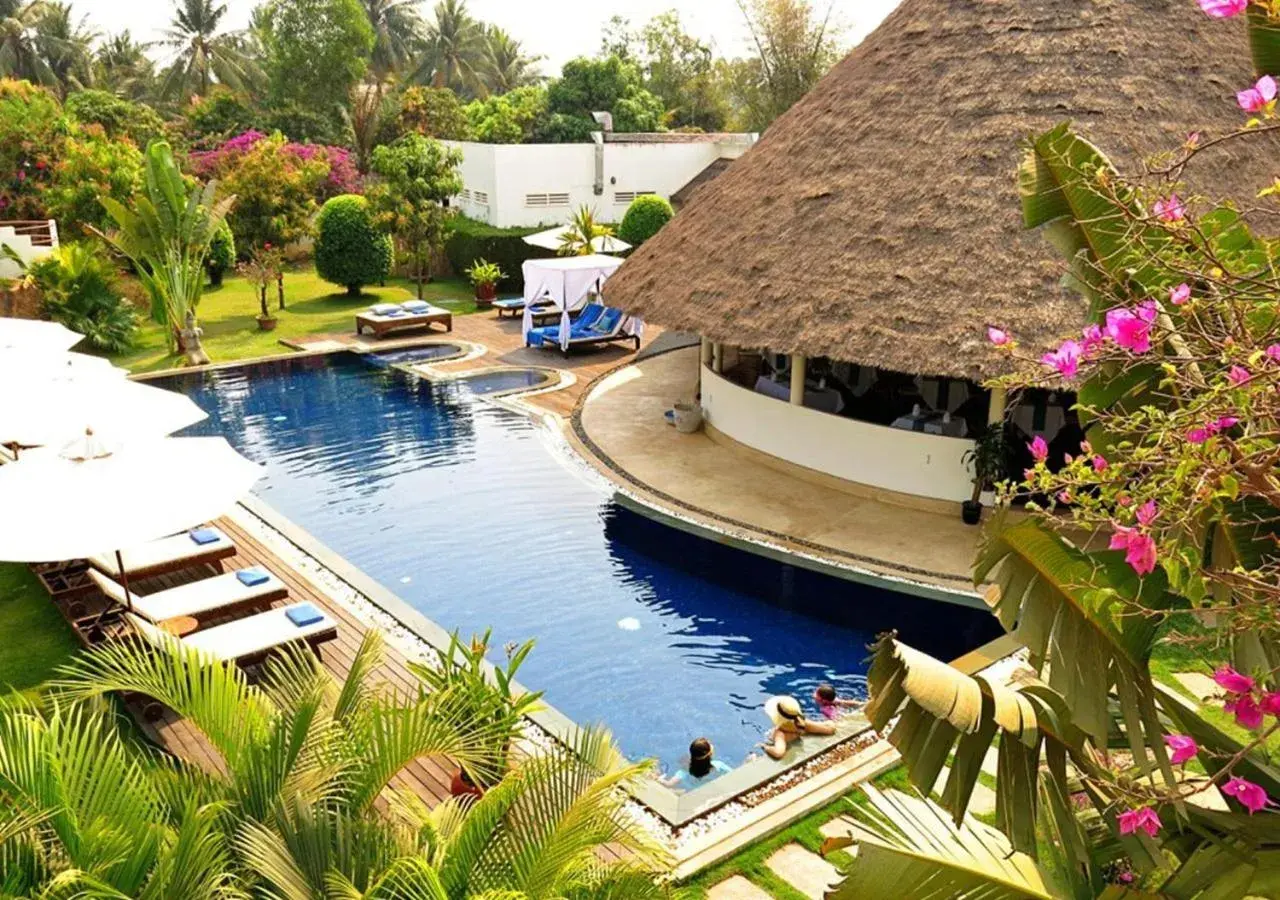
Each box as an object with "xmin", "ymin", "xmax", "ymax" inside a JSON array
[
  {"xmin": 0, "ymin": 431, "xmax": 262, "ymax": 607},
  {"xmin": 522, "ymin": 226, "xmax": 631, "ymax": 254},
  {"xmin": 0, "ymin": 317, "xmax": 84, "ymax": 353},
  {"xmin": 0, "ymin": 349, "xmax": 127, "ymax": 380},
  {"xmin": 0, "ymin": 376, "xmax": 206, "ymax": 448}
]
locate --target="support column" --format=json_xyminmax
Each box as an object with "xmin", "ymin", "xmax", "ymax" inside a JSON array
[
  {"xmin": 790, "ymin": 354, "xmax": 806, "ymax": 406},
  {"xmin": 700, "ymin": 337, "xmax": 713, "ymax": 367},
  {"xmin": 712, "ymin": 342, "xmax": 723, "ymax": 374},
  {"xmin": 987, "ymin": 386, "xmax": 1007, "ymax": 425}
]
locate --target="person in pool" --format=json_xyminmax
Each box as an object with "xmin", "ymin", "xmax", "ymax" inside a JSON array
[
  {"xmin": 814, "ymin": 684, "xmax": 862, "ymax": 720},
  {"xmin": 762, "ymin": 695, "xmax": 836, "ymax": 759},
  {"xmin": 662, "ymin": 737, "xmax": 732, "ymax": 789}
]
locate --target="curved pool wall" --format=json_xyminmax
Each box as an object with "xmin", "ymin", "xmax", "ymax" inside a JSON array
[{"xmin": 154, "ymin": 352, "xmax": 1000, "ymax": 773}]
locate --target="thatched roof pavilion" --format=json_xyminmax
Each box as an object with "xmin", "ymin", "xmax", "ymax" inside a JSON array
[{"xmin": 605, "ymin": 0, "xmax": 1273, "ymax": 381}]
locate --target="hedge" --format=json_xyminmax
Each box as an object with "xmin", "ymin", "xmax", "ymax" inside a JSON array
[{"xmin": 444, "ymin": 216, "xmax": 555, "ymax": 293}]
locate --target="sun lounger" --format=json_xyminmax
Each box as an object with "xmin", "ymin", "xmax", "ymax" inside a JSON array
[
  {"xmin": 89, "ymin": 527, "xmax": 237, "ymax": 581},
  {"xmin": 127, "ymin": 601, "xmax": 338, "ymax": 666},
  {"xmin": 356, "ymin": 301, "xmax": 452, "ymax": 338},
  {"xmin": 494, "ymin": 297, "xmax": 559, "ymax": 323},
  {"xmin": 88, "ymin": 566, "xmax": 286, "ymax": 626},
  {"xmin": 525, "ymin": 304, "xmax": 639, "ymax": 355}
]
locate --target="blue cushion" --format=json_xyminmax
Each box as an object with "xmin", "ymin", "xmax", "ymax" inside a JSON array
[
  {"xmin": 382, "ymin": 308, "xmax": 407, "ymax": 318},
  {"xmin": 236, "ymin": 568, "xmax": 270, "ymax": 587},
  {"xmin": 493, "ymin": 298, "xmax": 524, "ymax": 309},
  {"xmin": 189, "ymin": 528, "xmax": 220, "ymax": 546},
  {"xmin": 286, "ymin": 604, "xmax": 324, "ymax": 627},
  {"xmin": 575, "ymin": 304, "xmax": 605, "ymax": 328},
  {"xmin": 591, "ymin": 309, "xmax": 622, "ymax": 334}
]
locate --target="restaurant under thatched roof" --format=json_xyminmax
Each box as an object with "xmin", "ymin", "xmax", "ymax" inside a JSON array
[{"xmin": 604, "ymin": 0, "xmax": 1275, "ymax": 381}]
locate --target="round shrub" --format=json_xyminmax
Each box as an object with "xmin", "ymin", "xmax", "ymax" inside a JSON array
[
  {"xmin": 617, "ymin": 194, "xmax": 674, "ymax": 246},
  {"xmin": 206, "ymin": 220, "xmax": 235, "ymax": 286},
  {"xmin": 314, "ymin": 194, "xmax": 393, "ymax": 296}
]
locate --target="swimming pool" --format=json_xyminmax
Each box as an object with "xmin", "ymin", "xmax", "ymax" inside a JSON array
[{"xmin": 157, "ymin": 353, "xmax": 999, "ymax": 772}]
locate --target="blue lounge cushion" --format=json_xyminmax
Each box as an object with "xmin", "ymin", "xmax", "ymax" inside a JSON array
[
  {"xmin": 286, "ymin": 603, "xmax": 325, "ymax": 627},
  {"xmin": 493, "ymin": 298, "xmax": 524, "ymax": 309},
  {"xmin": 189, "ymin": 528, "xmax": 220, "ymax": 546},
  {"xmin": 382, "ymin": 308, "xmax": 407, "ymax": 318},
  {"xmin": 590, "ymin": 309, "xmax": 622, "ymax": 334},
  {"xmin": 236, "ymin": 567, "xmax": 270, "ymax": 587}
]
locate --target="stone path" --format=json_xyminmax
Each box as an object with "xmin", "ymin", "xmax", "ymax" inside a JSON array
[
  {"xmin": 931, "ymin": 765, "xmax": 998, "ymax": 816},
  {"xmin": 764, "ymin": 844, "xmax": 842, "ymax": 900},
  {"xmin": 706, "ymin": 874, "xmax": 774, "ymax": 899},
  {"xmin": 1173, "ymin": 672, "xmax": 1221, "ymax": 702}
]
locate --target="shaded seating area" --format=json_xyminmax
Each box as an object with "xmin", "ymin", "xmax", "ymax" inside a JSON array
[
  {"xmin": 525, "ymin": 304, "xmax": 640, "ymax": 355},
  {"xmin": 356, "ymin": 301, "xmax": 453, "ymax": 338},
  {"xmin": 519, "ymin": 255, "xmax": 642, "ymax": 356}
]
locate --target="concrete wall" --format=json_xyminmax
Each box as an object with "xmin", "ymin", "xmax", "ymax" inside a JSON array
[
  {"xmin": 700, "ymin": 364, "xmax": 977, "ymax": 503},
  {"xmin": 446, "ymin": 138, "xmax": 754, "ymax": 228},
  {"xmin": 0, "ymin": 221, "xmax": 57, "ymax": 280}
]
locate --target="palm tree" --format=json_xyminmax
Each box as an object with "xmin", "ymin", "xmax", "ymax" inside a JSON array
[
  {"xmin": 32, "ymin": 0, "xmax": 95, "ymax": 97},
  {"xmin": 0, "ymin": 0, "xmax": 56, "ymax": 87},
  {"xmin": 482, "ymin": 25, "xmax": 542, "ymax": 94},
  {"xmin": 558, "ymin": 205, "xmax": 615, "ymax": 257},
  {"xmin": 96, "ymin": 30, "xmax": 155, "ymax": 100},
  {"xmin": 155, "ymin": 0, "xmax": 255, "ymax": 101},
  {"xmin": 361, "ymin": 0, "xmax": 426, "ymax": 81},
  {"xmin": 415, "ymin": 0, "xmax": 487, "ymax": 98}
]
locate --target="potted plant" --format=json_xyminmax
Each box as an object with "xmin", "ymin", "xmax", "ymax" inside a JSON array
[
  {"xmin": 238, "ymin": 244, "xmax": 282, "ymax": 331},
  {"xmin": 408, "ymin": 629, "xmax": 543, "ymax": 793},
  {"xmin": 961, "ymin": 424, "xmax": 1009, "ymax": 525},
  {"xmin": 465, "ymin": 258, "xmax": 505, "ymax": 306}
]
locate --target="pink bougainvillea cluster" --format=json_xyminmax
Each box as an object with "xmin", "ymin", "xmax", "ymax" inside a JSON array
[{"xmin": 188, "ymin": 130, "xmax": 361, "ymax": 198}]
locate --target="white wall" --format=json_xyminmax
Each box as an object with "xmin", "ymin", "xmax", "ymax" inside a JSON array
[
  {"xmin": 0, "ymin": 221, "xmax": 57, "ymax": 280},
  {"xmin": 700, "ymin": 365, "xmax": 977, "ymax": 503},
  {"xmin": 446, "ymin": 137, "xmax": 755, "ymax": 228}
]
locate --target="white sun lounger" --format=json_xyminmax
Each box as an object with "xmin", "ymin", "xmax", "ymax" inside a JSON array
[
  {"xmin": 88, "ymin": 567, "xmax": 287, "ymax": 625},
  {"xmin": 128, "ymin": 602, "xmax": 338, "ymax": 665},
  {"xmin": 89, "ymin": 527, "xmax": 237, "ymax": 580}
]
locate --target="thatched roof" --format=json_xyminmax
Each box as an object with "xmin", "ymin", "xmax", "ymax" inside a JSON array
[
  {"xmin": 671, "ymin": 158, "xmax": 734, "ymax": 210},
  {"xmin": 604, "ymin": 0, "xmax": 1274, "ymax": 381}
]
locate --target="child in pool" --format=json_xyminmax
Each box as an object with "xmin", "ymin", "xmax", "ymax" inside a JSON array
[
  {"xmin": 814, "ymin": 683, "xmax": 862, "ymax": 720},
  {"xmin": 662, "ymin": 737, "xmax": 732, "ymax": 789},
  {"xmin": 762, "ymin": 695, "xmax": 836, "ymax": 759}
]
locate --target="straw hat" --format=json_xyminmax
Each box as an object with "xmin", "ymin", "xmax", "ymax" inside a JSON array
[{"xmin": 765, "ymin": 695, "xmax": 803, "ymax": 727}]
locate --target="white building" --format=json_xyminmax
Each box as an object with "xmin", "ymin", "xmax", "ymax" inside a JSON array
[
  {"xmin": 0, "ymin": 220, "xmax": 58, "ymax": 280},
  {"xmin": 445, "ymin": 131, "xmax": 757, "ymax": 229}
]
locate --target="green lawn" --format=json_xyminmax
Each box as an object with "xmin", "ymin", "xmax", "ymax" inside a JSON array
[
  {"xmin": 0, "ymin": 564, "xmax": 79, "ymax": 694},
  {"xmin": 110, "ymin": 270, "xmax": 478, "ymax": 374}
]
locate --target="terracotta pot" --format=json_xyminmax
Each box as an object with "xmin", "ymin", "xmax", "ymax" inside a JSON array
[
  {"xmin": 257, "ymin": 316, "xmax": 278, "ymax": 332},
  {"xmin": 450, "ymin": 768, "xmax": 484, "ymax": 799},
  {"xmin": 475, "ymin": 282, "xmax": 498, "ymax": 303}
]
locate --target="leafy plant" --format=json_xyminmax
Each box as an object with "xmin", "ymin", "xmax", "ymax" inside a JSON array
[
  {"xmin": 25, "ymin": 242, "xmax": 138, "ymax": 353},
  {"xmin": 558, "ymin": 204, "xmax": 614, "ymax": 256},
  {"xmin": 204, "ymin": 219, "xmax": 235, "ymax": 286},
  {"xmin": 961, "ymin": 424, "xmax": 1010, "ymax": 505},
  {"xmin": 314, "ymin": 193, "xmax": 393, "ymax": 296},
  {"xmin": 617, "ymin": 193, "xmax": 674, "ymax": 246},
  {"xmin": 464, "ymin": 257, "xmax": 504, "ymax": 290}
]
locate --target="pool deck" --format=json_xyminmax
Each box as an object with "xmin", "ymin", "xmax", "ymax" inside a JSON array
[{"xmin": 570, "ymin": 345, "xmax": 984, "ymax": 601}]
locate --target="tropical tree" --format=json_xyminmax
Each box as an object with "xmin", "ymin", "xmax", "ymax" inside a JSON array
[
  {"xmin": 482, "ymin": 25, "xmax": 541, "ymax": 95},
  {"xmin": 558, "ymin": 205, "xmax": 615, "ymax": 257},
  {"xmin": 846, "ymin": 5, "xmax": 1280, "ymax": 897},
  {"xmin": 260, "ymin": 0, "xmax": 373, "ymax": 131},
  {"xmin": 156, "ymin": 0, "xmax": 257, "ymax": 101},
  {"xmin": 361, "ymin": 0, "xmax": 425, "ymax": 81},
  {"xmin": 31, "ymin": 0, "xmax": 94, "ymax": 97},
  {"xmin": 416, "ymin": 0, "xmax": 487, "ymax": 98},
  {"xmin": 732, "ymin": 0, "xmax": 842, "ymax": 131},
  {"xmin": 95, "ymin": 30, "xmax": 156, "ymax": 100},
  {"xmin": 0, "ymin": 0, "xmax": 56, "ymax": 87},
  {"xmin": 91, "ymin": 141, "xmax": 232, "ymax": 365}
]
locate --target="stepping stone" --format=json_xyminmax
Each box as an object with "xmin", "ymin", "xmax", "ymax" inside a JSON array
[
  {"xmin": 1173, "ymin": 672, "xmax": 1220, "ymax": 702},
  {"xmin": 970, "ymin": 780, "xmax": 997, "ymax": 816},
  {"xmin": 981, "ymin": 745, "xmax": 999, "ymax": 778},
  {"xmin": 818, "ymin": 815, "xmax": 857, "ymax": 840},
  {"xmin": 764, "ymin": 843, "xmax": 841, "ymax": 900},
  {"xmin": 706, "ymin": 875, "xmax": 773, "ymax": 900}
]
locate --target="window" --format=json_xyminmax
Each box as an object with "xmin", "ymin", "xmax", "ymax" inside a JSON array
[{"xmin": 525, "ymin": 192, "xmax": 570, "ymax": 208}]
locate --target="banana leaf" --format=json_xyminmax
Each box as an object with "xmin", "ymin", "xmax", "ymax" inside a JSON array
[{"xmin": 1248, "ymin": 7, "xmax": 1280, "ymax": 80}]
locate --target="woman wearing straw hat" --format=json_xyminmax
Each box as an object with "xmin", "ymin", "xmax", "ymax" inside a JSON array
[{"xmin": 762, "ymin": 695, "xmax": 836, "ymax": 759}]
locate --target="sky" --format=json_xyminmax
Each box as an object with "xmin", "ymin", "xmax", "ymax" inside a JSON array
[{"xmin": 79, "ymin": 0, "xmax": 903, "ymax": 75}]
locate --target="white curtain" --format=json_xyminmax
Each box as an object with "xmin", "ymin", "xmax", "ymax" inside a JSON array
[{"xmin": 520, "ymin": 256, "xmax": 625, "ymax": 346}]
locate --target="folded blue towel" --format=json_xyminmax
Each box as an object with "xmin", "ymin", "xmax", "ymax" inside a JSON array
[
  {"xmin": 382, "ymin": 308, "xmax": 407, "ymax": 318},
  {"xmin": 286, "ymin": 604, "xmax": 325, "ymax": 627},
  {"xmin": 236, "ymin": 568, "xmax": 270, "ymax": 587},
  {"xmin": 189, "ymin": 528, "xmax": 220, "ymax": 545}
]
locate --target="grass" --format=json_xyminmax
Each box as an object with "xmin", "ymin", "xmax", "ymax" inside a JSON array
[
  {"xmin": 0, "ymin": 564, "xmax": 79, "ymax": 694},
  {"xmin": 110, "ymin": 270, "xmax": 477, "ymax": 374}
]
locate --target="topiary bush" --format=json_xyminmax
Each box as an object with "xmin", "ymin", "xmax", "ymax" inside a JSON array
[
  {"xmin": 314, "ymin": 194, "xmax": 393, "ymax": 296},
  {"xmin": 443, "ymin": 216, "xmax": 553, "ymax": 293},
  {"xmin": 205, "ymin": 220, "xmax": 235, "ymax": 286},
  {"xmin": 617, "ymin": 194, "xmax": 674, "ymax": 246}
]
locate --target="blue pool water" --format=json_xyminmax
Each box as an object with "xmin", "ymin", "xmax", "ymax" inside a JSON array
[{"xmin": 158, "ymin": 354, "xmax": 999, "ymax": 772}]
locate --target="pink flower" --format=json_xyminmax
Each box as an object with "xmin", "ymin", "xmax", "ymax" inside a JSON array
[
  {"xmin": 1262, "ymin": 691, "xmax": 1280, "ymax": 716},
  {"xmin": 1215, "ymin": 665, "xmax": 1256, "ymax": 695},
  {"xmin": 1228, "ymin": 365, "xmax": 1251, "ymax": 386},
  {"xmin": 1057, "ymin": 490, "xmax": 1072, "ymax": 504},
  {"xmin": 1164, "ymin": 734, "xmax": 1199, "ymax": 765},
  {"xmin": 1153, "ymin": 194, "xmax": 1186, "ymax": 223},
  {"xmin": 1226, "ymin": 694, "xmax": 1264, "ymax": 729},
  {"xmin": 1041, "ymin": 339, "xmax": 1083, "ymax": 379},
  {"xmin": 1238, "ymin": 75, "xmax": 1278, "ymax": 113},
  {"xmin": 1266, "ymin": 344, "xmax": 1280, "ymax": 363},
  {"xmin": 1170, "ymin": 283, "xmax": 1191, "ymax": 306},
  {"xmin": 1110, "ymin": 526, "xmax": 1157, "ymax": 576},
  {"xmin": 1105, "ymin": 306, "xmax": 1155, "ymax": 354},
  {"xmin": 1092, "ymin": 455, "xmax": 1109, "ymax": 472},
  {"xmin": 1136, "ymin": 500, "xmax": 1158, "ymax": 526},
  {"xmin": 1117, "ymin": 806, "xmax": 1162, "ymax": 837},
  {"xmin": 1198, "ymin": 0, "xmax": 1249, "ymax": 17},
  {"xmin": 1186, "ymin": 427, "xmax": 1210, "ymax": 444},
  {"xmin": 1081, "ymin": 323, "xmax": 1105, "ymax": 353},
  {"xmin": 1212, "ymin": 415, "xmax": 1239, "ymax": 432},
  {"xmin": 1223, "ymin": 777, "xmax": 1270, "ymax": 814},
  {"xmin": 986, "ymin": 326, "xmax": 1010, "ymax": 346},
  {"xmin": 1028, "ymin": 436, "xmax": 1048, "ymax": 463}
]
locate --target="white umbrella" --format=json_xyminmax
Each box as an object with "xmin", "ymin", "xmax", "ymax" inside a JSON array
[
  {"xmin": 0, "ymin": 317, "xmax": 84, "ymax": 353},
  {"xmin": 0, "ymin": 432, "xmax": 262, "ymax": 607},
  {"xmin": 522, "ymin": 226, "xmax": 631, "ymax": 254},
  {"xmin": 0, "ymin": 349, "xmax": 127, "ymax": 380},
  {"xmin": 0, "ymin": 376, "xmax": 206, "ymax": 448}
]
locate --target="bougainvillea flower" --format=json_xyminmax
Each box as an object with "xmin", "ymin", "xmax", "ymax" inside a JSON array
[
  {"xmin": 1223, "ymin": 777, "xmax": 1270, "ymax": 814},
  {"xmin": 1136, "ymin": 500, "xmax": 1159, "ymax": 526},
  {"xmin": 1261, "ymin": 691, "xmax": 1280, "ymax": 716},
  {"xmin": 1226, "ymin": 694, "xmax": 1264, "ymax": 729},
  {"xmin": 1170, "ymin": 283, "xmax": 1191, "ymax": 305},
  {"xmin": 1092, "ymin": 455, "xmax": 1108, "ymax": 472},
  {"xmin": 987, "ymin": 326, "xmax": 1010, "ymax": 346},
  {"xmin": 1110, "ymin": 526, "xmax": 1157, "ymax": 575},
  {"xmin": 1266, "ymin": 344, "xmax": 1280, "ymax": 363},
  {"xmin": 1081, "ymin": 323, "xmax": 1105, "ymax": 353},
  {"xmin": 1104, "ymin": 309, "xmax": 1151, "ymax": 354},
  {"xmin": 1028, "ymin": 436, "xmax": 1048, "ymax": 463},
  {"xmin": 1186, "ymin": 427, "xmax": 1210, "ymax": 444},
  {"xmin": 1153, "ymin": 194, "xmax": 1186, "ymax": 222},
  {"xmin": 1041, "ymin": 339, "xmax": 1083, "ymax": 379},
  {"xmin": 1215, "ymin": 666, "xmax": 1256, "ymax": 695},
  {"xmin": 1227, "ymin": 365, "xmax": 1251, "ymax": 386},
  {"xmin": 1164, "ymin": 734, "xmax": 1199, "ymax": 764},
  {"xmin": 1198, "ymin": 0, "xmax": 1248, "ymax": 17},
  {"xmin": 1117, "ymin": 806, "xmax": 1162, "ymax": 837},
  {"xmin": 1212, "ymin": 416, "xmax": 1239, "ymax": 432},
  {"xmin": 1238, "ymin": 75, "xmax": 1278, "ymax": 113}
]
